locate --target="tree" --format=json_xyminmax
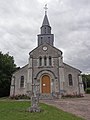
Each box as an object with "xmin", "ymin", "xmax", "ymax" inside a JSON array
[
  {"xmin": 82, "ymin": 74, "xmax": 90, "ymax": 90},
  {"xmin": 0, "ymin": 52, "xmax": 17, "ymax": 97}
]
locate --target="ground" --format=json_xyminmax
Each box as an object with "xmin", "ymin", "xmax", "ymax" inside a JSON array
[
  {"xmin": 0, "ymin": 100, "xmax": 84, "ymax": 120},
  {"xmin": 41, "ymin": 94, "xmax": 90, "ymax": 120}
]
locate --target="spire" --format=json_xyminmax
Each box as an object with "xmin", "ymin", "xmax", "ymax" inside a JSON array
[
  {"xmin": 42, "ymin": 4, "xmax": 50, "ymax": 26},
  {"xmin": 37, "ymin": 5, "xmax": 54, "ymax": 46},
  {"xmin": 42, "ymin": 14, "xmax": 50, "ymax": 26}
]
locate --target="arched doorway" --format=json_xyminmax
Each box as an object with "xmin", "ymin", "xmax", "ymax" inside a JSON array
[{"xmin": 42, "ymin": 75, "xmax": 51, "ymax": 93}]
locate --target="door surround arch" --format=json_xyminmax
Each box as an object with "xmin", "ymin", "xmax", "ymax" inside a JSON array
[{"xmin": 34, "ymin": 70, "xmax": 57, "ymax": 94}]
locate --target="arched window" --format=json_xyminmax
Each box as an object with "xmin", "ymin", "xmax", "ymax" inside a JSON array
[
  {"xmin": 44, "ymin": 56, "xmax": 47, "ymax": 66},
  {"xmin": 49, "ymin": 56, "xmax": 52, "ymax": 66},
  {"xmin": 20, "ymin": 76, "xmax": 24, "ymax": 88},
  {"xmin": 39, "ymin": 56, "xmax": 42, "ymax": 66},
  {"xmin": 68, "ymin": 74, "xmax": 73, "ymax": 86}
]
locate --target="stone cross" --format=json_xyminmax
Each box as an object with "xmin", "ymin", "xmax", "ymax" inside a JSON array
[{"xmin": 28, "ymin": 82, "xmax": 41, "ymax": 112}]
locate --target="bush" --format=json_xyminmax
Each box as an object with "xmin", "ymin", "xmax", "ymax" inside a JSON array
[
  {"xmin": 10, "ymin": 94, "xmax": 30, "ymax": 100},
  {"xmin": 85, "ymin": 88, "xmax": 90, "ymax": 94},
  {"xmin": 62, "ymin": 94, "xmax": 84, "ymax": 98}
]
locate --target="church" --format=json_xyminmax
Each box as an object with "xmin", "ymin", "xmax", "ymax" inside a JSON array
[{"xmin": 10, "ymin": 7, "xmax": 84, "ymax": 98}]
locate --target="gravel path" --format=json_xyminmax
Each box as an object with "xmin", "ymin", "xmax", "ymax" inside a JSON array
[{"xmin": 41, "ymin": 94, "xmax": 90, "ymax": 120}]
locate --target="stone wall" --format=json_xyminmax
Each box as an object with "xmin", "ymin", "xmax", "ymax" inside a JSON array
[
  {"xmin": 10, "ymin": 65, "xmax": 28, "ymax": 96},
  {"xmin": 63, "ymin": 63, "xmax": 83, "ymax": 95}
]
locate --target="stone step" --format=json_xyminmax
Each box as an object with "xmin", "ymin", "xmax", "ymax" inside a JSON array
[{"xmin": 39, "ymin": 94, "xmax": 53, "ymax": 100}]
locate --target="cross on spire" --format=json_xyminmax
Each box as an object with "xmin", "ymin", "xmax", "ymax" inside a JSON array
[{"xmin": 44, "ymin": 4, "xmax": 48, "ymax": 15}]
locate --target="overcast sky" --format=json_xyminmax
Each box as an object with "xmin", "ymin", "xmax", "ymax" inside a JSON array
[{"xmin": 0, "ymin": 0, "xmax": 90, "ymax": 73}]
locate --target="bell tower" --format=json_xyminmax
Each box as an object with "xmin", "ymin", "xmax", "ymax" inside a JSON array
[{"xmin": 37, "ymin": 5, "xmax": 54, "ymax": 46}]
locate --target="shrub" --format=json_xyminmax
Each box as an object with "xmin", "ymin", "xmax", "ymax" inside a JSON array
[
  {"xmin": 85, "ymin": 88, "xmax": 90, "ymax": 94},
  {"xmin": 62, "ymin": 94, "xmax": 84, "ymax": 98},
  {"xmin": 10, "ymin": 94, "xmax": 30, "ymax": 100}
]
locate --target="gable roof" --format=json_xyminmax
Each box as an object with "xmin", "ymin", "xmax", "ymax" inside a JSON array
[
  {"xmin": 29, "ymin": 43, "xmax": 63, "ymax": 55},
  {"xmin": 13, "ymin": 64, "xmax": 28, "ymax": 74},
  {"xmin": 63, "ymin": 63, "xmax": 81, "ymax": 73}
]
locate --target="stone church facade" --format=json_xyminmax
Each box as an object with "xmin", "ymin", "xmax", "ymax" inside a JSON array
[{"xmin": 10, "ymin": 11, "xmax": 84, "ymax": 98}]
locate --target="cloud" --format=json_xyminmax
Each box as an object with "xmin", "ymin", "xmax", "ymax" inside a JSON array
[{"xmin": 0, "ymin": 0, "xmax": 90, "ymax": 73}]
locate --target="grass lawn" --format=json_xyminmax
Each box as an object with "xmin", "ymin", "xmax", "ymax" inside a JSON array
[{"xmin": 0, "ymin": 100, "xmax": 84, "ymax": 120}]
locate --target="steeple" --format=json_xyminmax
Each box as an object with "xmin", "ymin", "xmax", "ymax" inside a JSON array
[
  {"xmin": 42, "ymin": 4, "xmax": 50, "ymax": 26},
  {"xmin": 41, "ymin": 14, "xmax": 51, "ymax": 34},
  {"xmin": 37, "ymin": 5, "xmax": 54, "ymax": 46},
  {"xmin": 42, "ymin": 14, "xmax": 50, "ymax": 26},
  {"xmin": 41, "ymin": 4, "xmax": 51, "ymax": 35}
]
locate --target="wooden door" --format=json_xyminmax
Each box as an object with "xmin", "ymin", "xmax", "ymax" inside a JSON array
[{"xmin": 42, "ymin": 75, "xmax": 50, "ymax": 93}]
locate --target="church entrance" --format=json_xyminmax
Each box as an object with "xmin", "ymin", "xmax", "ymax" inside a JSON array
[{"xmin": 42, "ymin": 75, "xmax": 51, "ymax": 93}]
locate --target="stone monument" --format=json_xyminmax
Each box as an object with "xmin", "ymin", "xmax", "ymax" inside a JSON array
[{"xmin": 28, "ymin": 82, "xmax": 41, "ymax": 112}]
